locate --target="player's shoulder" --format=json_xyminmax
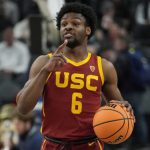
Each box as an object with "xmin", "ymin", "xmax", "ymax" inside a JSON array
[
  {"xmin": 101, "ymin": 58, "xmax": 116, "ymax": 77},
  {"xmin": 102, "ymin": 58, "xmax": 115, "ymax": 69},
  {"xmin": 34, "ymin": 52, "xmax": 54, "ymax": 63},
  {"xmin": 92, "ymin": 54, "xmax": 115, "ymax": 71},
  {"xmin": 29, "ymin": 54, "xmax": 50, "ymax": 78},
  {"xmin": 32, "ymin": 54, "xmax": 49, "ymax": 66},
  {"xmin": 35, "ymin": 54, "xmax": 49, "ymax": 62}
]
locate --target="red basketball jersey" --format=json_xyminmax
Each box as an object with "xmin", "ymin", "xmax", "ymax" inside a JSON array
[{"xmin": 41, "ymin": 52, "xmax": 104, "ymax": 139}]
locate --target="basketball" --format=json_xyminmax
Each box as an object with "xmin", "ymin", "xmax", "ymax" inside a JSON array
[{"xmin": 93, "ymin": 102, "xmax": 134, "ymax": 144}]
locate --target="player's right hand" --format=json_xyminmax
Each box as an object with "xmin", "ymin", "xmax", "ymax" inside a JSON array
[{"xmin": 43, "ymin": 39, "xmax": 68, "ymax": 73}]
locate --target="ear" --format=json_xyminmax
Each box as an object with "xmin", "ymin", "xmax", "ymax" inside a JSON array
[{"xmin": 86, "ymin": 27, "xmax": 91, "ymax": 36}]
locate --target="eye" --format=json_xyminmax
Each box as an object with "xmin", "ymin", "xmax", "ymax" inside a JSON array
[
  {"xmin": 73, "ymin": 23, "xmax": 80, "ymax": 27},
  {"xmin": 61, "ymin": 22, "xmax": 67, "ymax": 27},
  {"xmin": 72, "ymin": 20, "xmax": 81, "ymax": 27}
]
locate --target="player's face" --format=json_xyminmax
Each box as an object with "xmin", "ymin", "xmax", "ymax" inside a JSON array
[{"xmin": 60, "ymin": 12, "xmax": 91, "ymax": 48}]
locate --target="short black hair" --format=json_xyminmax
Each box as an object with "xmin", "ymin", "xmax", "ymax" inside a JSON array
[{"xmin": 56, "ymin": 2, "xmax": 97, "ymax": 39}]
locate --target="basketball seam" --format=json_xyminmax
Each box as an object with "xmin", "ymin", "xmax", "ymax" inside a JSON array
[
  {"xmin": 94, "ymin": 108, "xmax": 126, "ymax": 127},
  {"xmin": 93, "ymin": 118, "xmax": 133, "ymax": 128},
  {"xmin": 94, "ymin": 107, "xmax": 126, "ymax": 139},
  {"xmin": 98, "ymin": 119, "xmax": 125, "ymax": 139},
  {"xmin": 121, "ymin": 107, "xmax": 130, "ymax": 141},
  {"xmin": 96, "ymin": 108, "xmax": 125, "ymax": 116},
  {"xmin": 93, "ymin": 106, "xmax": 131, "ymax": 140},
  {"xmin": 121, "ymin": 107, "xmax": 134, "ymax": 141}
]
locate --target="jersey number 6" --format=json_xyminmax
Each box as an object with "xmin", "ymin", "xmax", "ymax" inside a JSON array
[{"xmin": 71, "ymin": 92, "xmax": 82, "ymax": 114}]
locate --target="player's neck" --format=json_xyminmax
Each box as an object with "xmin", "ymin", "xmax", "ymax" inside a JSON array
[{"xmin": 64, "ymin": 45, "xmax": 88, "ymax": 62}]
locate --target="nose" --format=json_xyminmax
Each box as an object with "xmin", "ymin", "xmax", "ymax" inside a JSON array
[{"xmin": 65, "ymin": 23, "xmax": 73, "ymax": 31}]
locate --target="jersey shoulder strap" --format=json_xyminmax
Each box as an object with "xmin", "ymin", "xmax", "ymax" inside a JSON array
[
  {"xmin": 97, "ymin": 56, "xmax": 104, "ymax": 86},
  {"xmin": 48, "ymin": 53, "xmax": 53, "ymax": 58}
]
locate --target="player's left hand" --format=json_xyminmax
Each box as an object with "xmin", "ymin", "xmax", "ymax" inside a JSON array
[{"xmin": 109, "ymin": 100, "xmax": 135, "ymax": 122}]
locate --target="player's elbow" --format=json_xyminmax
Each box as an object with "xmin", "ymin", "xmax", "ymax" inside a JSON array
[
  {"xmin": 17, "ymin": 103, "xmax": 30, "ymax": 115},
  {"xmin": 16, "ymin": 93, "xmax": 30, "ymax": 115},
  {"xmin": 16, "ymin": 98, "xmax": 31, "ymax": 115}
]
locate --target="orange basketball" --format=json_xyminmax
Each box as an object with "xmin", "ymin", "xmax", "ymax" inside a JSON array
[{"xmin": 93, "ymin": 103, "xmax": 134, "ymax": 144}]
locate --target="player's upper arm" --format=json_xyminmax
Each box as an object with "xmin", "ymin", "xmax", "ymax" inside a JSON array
[
  {"xmin": 29, "ymin": 55, "xmax": 49, "ymax": 79},
  {"xmin": 102, "ymin": 58, "xmax": 123, "ymax": 101},
  {"xmin": 102, "ymin": 58, "xmax": 118, "ymax": 86},
  {"xmin": 17, "ymin": 55, "xmax": 49, "ymax": 97},
  {"xmin": 18, "ymin": 55, "xmax": 49, "ymax": 92}
]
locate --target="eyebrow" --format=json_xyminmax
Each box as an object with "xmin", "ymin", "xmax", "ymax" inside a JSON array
[{"xmin": 61, "ymin": 17, "xmax": 82, "ymax": 20}]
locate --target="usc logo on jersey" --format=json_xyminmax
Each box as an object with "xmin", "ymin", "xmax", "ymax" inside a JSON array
[{"xmin": 55, "ymin": 71, "xmax": 98, "ymax": 91}]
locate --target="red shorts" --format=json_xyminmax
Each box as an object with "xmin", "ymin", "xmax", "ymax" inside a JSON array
[{"xmin": 41, "ymin": 139, "xmax": 104, "ymax": 150}]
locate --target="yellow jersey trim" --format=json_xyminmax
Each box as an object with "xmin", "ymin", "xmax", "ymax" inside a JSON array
[
  {"xmin": 45, "ymin": 73, "xmax": 51, "ymax": 83},
  {"xmin": 40, "ymin": 94, "xmax": 45, "ymax": 135},
  {"xmin": 42, "ymin": 92, "xmax": 46, "ymax": 117},
  {"xmin": 65, "ymin": 52, "xmax": 91, "ymax": 66},
  {"xmin": 97, "ymin": 140, "xmax": 103, "ymax": 150},
  {"xmin": 46, "ymin": 53, "xmax": 52, "ymax": 83},
  {"xmin": 41, "ymin": 139, "xmax": 46, "ymax": 150},
  {"xmin": 48, "ymin": 53, "xmax": 52, "ymax": 58},
  {"xmin": 97, "ymin": 56, "xmax": 104, "ymax": 85},
  {"xmin": 41, "ymin": 53, "xmax": 53, "ymax": 126}
]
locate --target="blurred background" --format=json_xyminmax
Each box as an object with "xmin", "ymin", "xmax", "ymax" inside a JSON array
[{"xmin": 0, "ymin": 0, "xmax": 150, "ymax": 150}]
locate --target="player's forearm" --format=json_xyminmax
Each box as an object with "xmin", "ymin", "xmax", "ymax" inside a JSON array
[
  {"xmin": 17, "ymin": 69, "xmax": 49, "ymax": 114},
  {"xmin": 102, "ymin": 84, "xmax": 124, "ymax": 102}
]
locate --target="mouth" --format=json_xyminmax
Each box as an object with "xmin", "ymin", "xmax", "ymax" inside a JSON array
[{"xmin": 64, "ymin": 33, "xmax": 73, "ymax": 39}]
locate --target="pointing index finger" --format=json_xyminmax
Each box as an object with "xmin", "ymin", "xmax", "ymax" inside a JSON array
[{"xmin": 54, "ymin": 39, "xmax": 68, "ymax": 54}]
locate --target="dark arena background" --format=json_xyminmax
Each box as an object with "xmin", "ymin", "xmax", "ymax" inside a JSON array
[{"xmin": 0, "ymin": 0, "xmax": 150, "ymax": 150}]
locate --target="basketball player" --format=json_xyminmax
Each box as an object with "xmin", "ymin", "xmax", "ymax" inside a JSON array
[{"xmin": 16, "ymin": 2, "xmax": 134, "ymax": 150}]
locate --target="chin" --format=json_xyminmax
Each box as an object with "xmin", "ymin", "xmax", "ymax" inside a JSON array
[
  {"xmin": 67, "ymin": 39, "xmax": 80, "ymax": 48},
  {"xmin": 67, "ymin": 41, "xmax": 77, "ymax": 49}
]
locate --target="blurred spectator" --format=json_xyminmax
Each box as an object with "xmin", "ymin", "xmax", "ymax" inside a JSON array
[
  {"xmin": 0, "ymin": 0, "xmax": 19, "ymax": 25},
  {"xmin": 113, "ymin": 36, "xmax": 150, "ymax": 148},
  {"xmin": 100, "ymin": 0, "xmax": 129, "ymax": 48},
  {"xmin": 0, "ymin": 25, "xmax": 31, "ymax": 106},
  {"xmin": 101, "ymin": 48, "xmax": 117, "ymax": 63},
  {"xmin": 101, "ymin": 21, "xmax": 128, "ymax": 51},
  {"xmin": 101, "ymin": 15, "xmax": 114, "ymax": 33},
  {"xmin": 133, "ymin": 0, "xmax": 150, "ymax": 46},
  {"xmin": 0, "ymin": 2, "xmax": 12, "ymax": 41},
  {"xmin": 13, "ymin": 1, "xmax": 40, "ymax": 46},
  {"xmin": 36, "ymin": 0, "xmax": 61, "ymax": 47},
  {"xmin": 13, "ymin": 0, "xmax": 61, "ymax": 53},
  {"xmin": 102, "ymin": 36, "xmax": 150, "ymax": 149},
  {"xmin": 0, "ymin": 26, "xmax": 30, "ymax": 73},
  {"xmin": 13, "ymin": 18, "xmax": 30, "ymax": 45},
  {"xmin": 107, "ymin": 23, "xmax": 127, "ymax": 42},
  {"xmin": 47, "ymin": 0, "xmax": 64, "ymax": 19},
  {"xmin": 101, "ymin": 0, "xmax": 115, "ymax": 18},
  {"xmin": 11, "ymin": 0, "xmax": 38, "ymax": 21},
  {"xmin": 13, "ymin": 111, "xmax": 43, "ymax": 150},
  {"xmin": 88, "ymin": 29, "xmax": 105, "ymax": 54},
  {"xmin": 100, "ymin": 0, "xmax": 115, "ymax": 32},
  {"xmin": 113, "ymin": 0, "xmax": 132, "ymax": 30},
  {"xmin": 0, "ymin": 104, "xmax": 19, "ymax": 150}
]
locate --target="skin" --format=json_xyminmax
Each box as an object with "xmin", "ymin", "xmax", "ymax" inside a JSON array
[
  {"xmin": 3, "ymin": 27, "xmax": 14, "ymax": 46},
  {"xmin": 13, "ymin": 118, "xmax": 31, "ymax": 135},
  {"xmin": 16, "ymin": 12, "xmax": 134, "ymax": 119}
]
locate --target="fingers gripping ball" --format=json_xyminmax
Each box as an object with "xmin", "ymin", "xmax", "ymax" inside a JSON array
[{"xmin": 93, "ymin": 103, "xmax": 134, "ymax": 144}]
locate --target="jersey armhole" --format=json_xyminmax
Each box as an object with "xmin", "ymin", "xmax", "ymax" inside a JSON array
[
  {"xmin": 42, "ymin": 53, "xmax": 53, "ymax": 118},
  {"xmin": 97, "ymin": 56, "xmax": 104, "ymax": 86},
  {"xmin": 48, "ymin": 53, "xmax": 53, "ymax": 58},
  {"xmin": 45, "ymin": 53, "xmax": 52, "ymax": 83}
]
